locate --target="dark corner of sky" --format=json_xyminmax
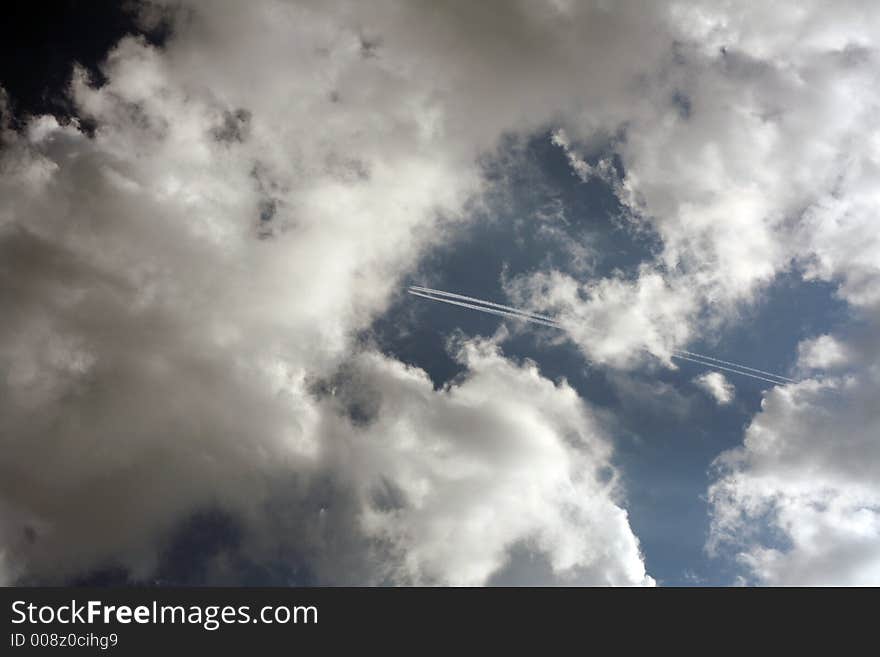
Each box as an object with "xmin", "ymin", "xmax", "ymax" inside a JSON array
[{"xmin": 0, "ymin": 1, "xmax": 170, "ymax": 128}]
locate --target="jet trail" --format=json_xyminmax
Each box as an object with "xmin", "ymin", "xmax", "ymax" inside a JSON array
[
  {"xmin": 409, "ymin": 285, "xmax": 556, "ymax": 322},
  {"xmin": 673, "ymin": 349, "xmax": 797, "ymax": 383},
  {"xmin": 669, "ymin": 353, "xmax": 792, "ymax": 385},
  {"xmin": 408, "ymin": 286, "xmax": 796, "ymax": 386},
  {"xmin": 554, "ymin": 317, "xmax": 793, "ymax": 383},
  {"xmin": 407, "ymin": 290, "xmax": 562, "ymax": 328}
]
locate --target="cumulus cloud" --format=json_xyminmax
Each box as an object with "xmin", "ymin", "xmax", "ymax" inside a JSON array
[
  {"xmin": 3, "ymin": 0, "xmax": 879, "ymax": 586},
  {"xmin": 500, "ymin": 1, "xmax": 880, "ymax": 585},
  {"xmin": 707, "ymin": 300, "xmax": 880, "ymax": 585},
  {"xmin": 708, "ymin": 372, "xmax": 880, "ymax": 583},
  {"xmin": 327, "ymin": 340, "xmax": 652, "ymax": 585},
  {"xmin": 0, "ymin": 0, "xmax": 662, "ymax": 585},
  {"xmin": 694, "ymin": 372, "xmax": 734, "ymax": 405},
  {"xmin": 506, "ymin": 1, "xmax": 880, "ymax": 374},
  {"xmin": 797, "ymin": 334, "xmax": 853, "ymax": 371},
  {"xmin": 654, "ymin": 3, "xmax": 880, "ymax": 584},
  {"xmin": 506, "ymin": 266, "xmax": 697, "ymax": 367},
  {"xmin": 480, "ymin": 1, "xmax": 880, "ymax": 584}
]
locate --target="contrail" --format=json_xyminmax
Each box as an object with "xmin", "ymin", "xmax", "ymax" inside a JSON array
[
  {"xmin": 673, "ymin": 349, "xmax": 797, "ymax": 383},
  {"xmin": 408, "ymin": 285, "xmax": 797, "ymax": 386},
  {"xmin": 407, "ymin": 290, "xmax": 562, "ymax": 328},
  {"xmin": 669, "ymin": 353, "xmax": 792, "ymax": 385},
  {"xmin": 409, "ymin": 285, "xmax": 556, "ymax": 322},
  {"xmin": 544, "ymin": 314, "xmax": 793, "ymax": 383}
]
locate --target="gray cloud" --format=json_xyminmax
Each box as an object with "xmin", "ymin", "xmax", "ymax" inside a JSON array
[{"xmin": 0, "ymin": 0, "xmax": 660, "ymax": 585}]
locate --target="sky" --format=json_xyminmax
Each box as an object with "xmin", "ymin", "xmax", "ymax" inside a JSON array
[{"xmin": 1, "ymin": 0, "xmax": 878, "ymax": 587}]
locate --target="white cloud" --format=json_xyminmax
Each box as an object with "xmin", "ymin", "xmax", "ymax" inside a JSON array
[
  {"xmin": 506, "ymin": 2, "xmax": 880, "ymax": 376},
  {"xmin": 506, "ymin": 266, "xmax": 698, "ymax": 367},
  {"xmin": 0, "ymin": 0, "xmax": 662, "ymax": 585},
  {"xmin": 694, "ymin": 372, "xmax": 734, "ymax": 405},
  {"xmin": 499, "ymin": 2, "xmax": 880, "ymax": 584},
  {"xmin": 330, "ymin": 340, "xmax": 653, "ymax": 586},
  {"xmin": 3, "ymin": 0, "xmax": 880, "ymax": 586},
  {"xmin": 708, "ymin": 311, "xmax": 880, "ymax": 585},
  {"xmin": 484, "ymin": 2, "xmax": 880, "ymax": 585},
  {"xmin": 797, "ymin": 334, "xmax": 853, "ymax": 371}
]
